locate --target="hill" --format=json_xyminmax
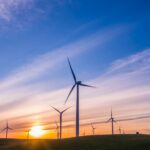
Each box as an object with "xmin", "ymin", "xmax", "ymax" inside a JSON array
[{"xmin": 0, "ymin": 135, "xmax": 150, "ymax": 150}]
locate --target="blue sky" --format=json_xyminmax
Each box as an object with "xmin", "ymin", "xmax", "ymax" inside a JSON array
[
  {"xmin": 0, "ymin": 0, "xmax": 149, "ymax": 77},
  {"xmin": 0, "ymin": 0, "xmax": 150, "ymax": 137}
]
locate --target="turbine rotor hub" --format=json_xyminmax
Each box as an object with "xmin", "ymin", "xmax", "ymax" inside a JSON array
[{"xmin": 77, "ymin": 81, "xmax": 82, "ymax": 84}]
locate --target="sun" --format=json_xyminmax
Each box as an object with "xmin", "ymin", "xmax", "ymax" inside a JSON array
[{"xmin": 29, "ymin": 125, "xmax": 46, "ymax": 137}]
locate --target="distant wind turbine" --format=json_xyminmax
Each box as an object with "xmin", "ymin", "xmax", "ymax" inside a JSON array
[
  {"xmin": 91, "ymin": 123, "xmax": 96, "ymax": 135},
  {"xmin": 55, "ymin": 121, "xmax": 59, "ymax": 139},
  {"xmin": 123, "ymin": 130, "xmax": 125, "ymax": 134},
  {"xmin": 1, "ymin": 121, "xmax": 13, "ymax": 140},
  {"xmin": 51, "ymin": 106, "xmax": 71, "ymax": 139},
  {"xmin": 118, "ymin": 126, "xmax": 121, "ymax": 134},
  {"xmin": 65, "ymin": 58, "xmax": 95, "ymax": 137},
  {"xmin": 83, "ymin": 129, "xmax": 86, "ymax": 136},
  {"xmin": 106, "ymin": 109, "xmax": 116, "ymax": 135},
  {"xmin": 27, "ymin": 129, "xmax": 30, "ymax": 140}
]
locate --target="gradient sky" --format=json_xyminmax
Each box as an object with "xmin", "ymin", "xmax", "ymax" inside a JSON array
[{"xmin": 0, "ymin": 0, "xmax": 150, "ymax": 139}]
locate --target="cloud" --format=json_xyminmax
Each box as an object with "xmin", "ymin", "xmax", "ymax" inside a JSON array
[
  {"xmin": 107, "ymin": 49, "xmax": 150, "ymax": 74},
  {"xmin": 0, "ymin": 0, "xmax": 72, "ymax": 23},
  {"xmin": 0, "ymin": 48, "xmax": 150, "ymax": 128},
  {"xmin": 0, "ymin": 0, "xmax": 34, "ymax": 21},
  {"xmin": 0, "ymin": 25, "xmax": 125, "ymax": 90},
  {"xmin": 86, "ymin": 49, "xmax": 150, "ymax": 98},
  {"xmin": 78, "ymin": 49, "xmax": 150, "ymax": 124}
]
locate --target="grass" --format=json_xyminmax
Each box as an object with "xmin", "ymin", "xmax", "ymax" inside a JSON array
[{"xmin": 0, "ymin": 134, "xmax": 150, "ymax": 150}]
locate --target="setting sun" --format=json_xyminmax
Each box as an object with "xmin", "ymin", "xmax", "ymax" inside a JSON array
[{"xmin": 29, "ymin": 125, "xmax": 46, "ymax": 137}]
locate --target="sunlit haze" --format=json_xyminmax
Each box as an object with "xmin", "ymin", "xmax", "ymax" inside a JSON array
[{"xmin": 29, "ymin": 125, "xmax": 47, "ymax": 138}]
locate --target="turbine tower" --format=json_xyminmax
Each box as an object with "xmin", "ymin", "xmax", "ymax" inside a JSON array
[
  {"xmin": 1, "ymin": 121, "xmax": 13, "ymax": 140},
  {"xmin": 51, "ymin": 106, "xmax": 70, "ymax": 139},
  {"xmin": 83, "ymin": 129, "xmax": 86, "ymax": 136},
  {"xmin": 91, "ymin": 123, "xmax": 96, "ymax": 135},
  {"xmin": 65, "ymin": 58, "xmax": 95, "ymax": 137},
  {"xmin": 107, "ymin": 109, "xmax": 116, "ymax": 135}
]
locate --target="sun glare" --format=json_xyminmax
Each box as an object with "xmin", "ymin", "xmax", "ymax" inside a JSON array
[{"xmin": 29, "ymin": 125, "xmax": 46, "ymax": 137}]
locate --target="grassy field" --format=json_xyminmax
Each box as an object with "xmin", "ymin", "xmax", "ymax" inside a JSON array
[{"xmin": 0, "ymin": 135, "xmax": 150, "ymax": 150}]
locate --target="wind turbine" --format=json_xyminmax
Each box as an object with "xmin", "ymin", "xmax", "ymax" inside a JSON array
[
  {"xmin": 51, "ymin": 106, "xmax": 71, "ymax": 139},
  {"xmin": 65, "ymin": 58, "xmax": 95, "ymax": 137},
  {"xmin": 83, "ymin": 129, "xmax": 86, "ymax": 136},
  {"xmin": 106, "ymin": 109, "xmax": 116, "ymax": 135},
  {"xmin": 91, "ymin": 123, "xmax": 96, "ymax": 135},
  {"xmin": 27, "ymin": 129, "xmax": 30, "ymax": 140},
  {"xmin": 55, "ymin": 121, "xmax": 59, "ymax": 139},
  {"xmin": 123, "ymin": 130, "xmax": 125, "ymax": 134},
  {"xmin": 1, "ymin": 121, "xmax": 13, "ymax": 140},
  {"xmin": 118, "ymin": 126, "xmax": 121, "ymax": 134}
]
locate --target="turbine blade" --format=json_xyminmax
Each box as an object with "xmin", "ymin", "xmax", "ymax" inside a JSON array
[
  {"xmin": 80, "ymin": 83, "xmax": 95, "ymax": 88},
  {"xmin": 51, "ymin": 106, "xmax": 61, "ymax": 113},
  {"xmin": 91, "ymin": 123, "xmax": 94, "ymax": 128},
  {"xmin": 65, "ymin": 84, "xmax": 76, "ymax": 103},
  {"xmin": 116, "ymin": 115, "xmax": 150, "ymax": 122},
  {"xmin": 111, "ymin": 108, "xmax": 113, "ymax": 118},
  {"xmin": 62, "ymin": 106, "xmax": 72, "ymax": 113},
  {"xmin": 8, "ymin": 127, "xmax": 13, "ymax": 130},
  {"xmin": 106, "ymin": 118, "xmax": 111, "ymax": 123},
  {"xmin": 55, "ymin": 121, "xmax": 58, "ymax": 128},
  {"xmin": 67, "ymin": 57, "xmax": 77, "ymax": 82},
  {"xmin": 1, "ymin": 128, "xmax": 6, "ymax": 133}
]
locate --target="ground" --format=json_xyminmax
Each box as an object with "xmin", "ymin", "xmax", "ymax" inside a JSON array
[{"xmin": 0, "ymin": 135, "xmax": 150, "ymax": 150}]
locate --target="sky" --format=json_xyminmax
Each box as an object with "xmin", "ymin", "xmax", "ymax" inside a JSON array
[{"xmin": 0, "ymin": 0, "xmax": 150, "ymax": 139}]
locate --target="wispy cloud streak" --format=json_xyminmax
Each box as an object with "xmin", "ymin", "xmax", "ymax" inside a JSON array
[
  {"xmin": 0, "ymin": 25, "xmax": 124, "ymax": 90},
  {"xmin": 0, "ymin": 0, "xmax": 34, "ymax": 21},
  {"xmin": 0, "ymin": 48, "xmax": 150, "ymax": 130},
  {"xmin": 107, "ymin": 49, "xmax": 150, "ymax": 74}
]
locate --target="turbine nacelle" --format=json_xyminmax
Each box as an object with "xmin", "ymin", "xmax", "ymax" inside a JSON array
[{"xmin": 77, "ymin": 81, "xmax": 82, "ymax": 84}]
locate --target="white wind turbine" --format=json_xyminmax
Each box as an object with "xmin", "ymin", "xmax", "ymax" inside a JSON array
[{"xmin": 65, "ymin": 58, "xmax": 95, "ymax": 137}]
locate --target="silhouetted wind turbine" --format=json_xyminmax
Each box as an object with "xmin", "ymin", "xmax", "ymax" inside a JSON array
[
  {"xmin": 27, "ymin": 129, "xmax": 30, "ymax": 140},
  {"xmin": 1, "ymin": 121, "xmax": 13, "ymax": 140},
  {"xmin": 65, "ymin": 58, "xmax": 95, "ymax": 137},
  {"xmin": 51, "ymin": 106, "xmax": 71, "ymax": 139},
  {"xmin": 106, "ymin": 109, "xmax": 116, "ymax": 135},
  {"xmin": 91, "ymin": 123, "xmax": 96, "ymax": 135},
  {"xmin": 55, "ymin": 121, "xmax": 59, "ymax": 139},
  {"xmin": 118, "ymin": 126, "xmax": 121, "ymax": 134},
  {"xmin": 123, "ymin": 130, "xmax": 125, "ymax": 134}
]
